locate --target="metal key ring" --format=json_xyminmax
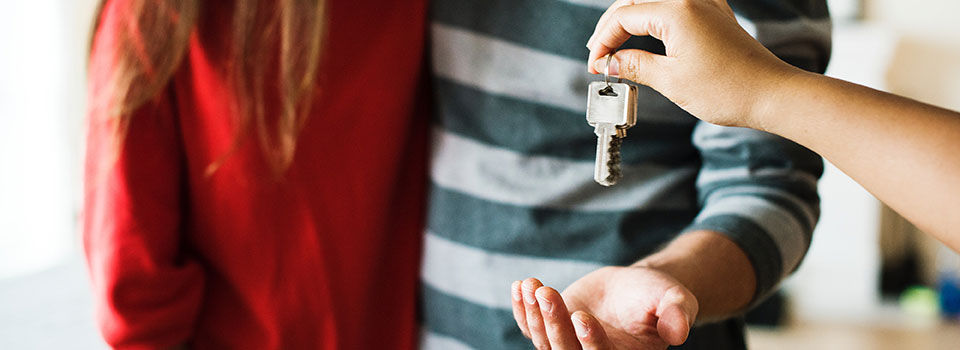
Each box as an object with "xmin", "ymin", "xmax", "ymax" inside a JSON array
[
  {"xmin": 603, "ymin": 50, "xmax": 621, "ymax": 87},
  {"xmin": 603, "ymin": 52, "xmax": 613, "ymax": 86}
]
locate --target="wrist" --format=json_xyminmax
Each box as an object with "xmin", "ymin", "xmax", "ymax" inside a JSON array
[
  {"xmin": 747, "ymin": 64, "xmax": 808, "ymax": 132},
  {"xmin": 631, "ymin": 231, "xmax": 756, "ymax": 319}
]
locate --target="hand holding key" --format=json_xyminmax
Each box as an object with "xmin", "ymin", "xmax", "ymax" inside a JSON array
[{"xmin": 585, "ymin": 0, "xmax": 799, "ymax": 129}]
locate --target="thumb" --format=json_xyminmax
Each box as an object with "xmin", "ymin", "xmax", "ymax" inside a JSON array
[
  {"xmin": 655, "ymin": 285, "xmax": 698, "ymax": 346},
  {"xmin": 592, "ymin": 49, "xmax": 666, "ymax": 87}
]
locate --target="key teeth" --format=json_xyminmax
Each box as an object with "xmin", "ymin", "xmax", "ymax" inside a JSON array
[{"xmin": 605, "ymin": 135, "xmax": 623, "ymax": 184}]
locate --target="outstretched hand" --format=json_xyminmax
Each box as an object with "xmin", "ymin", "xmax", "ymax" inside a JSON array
[{"xmin": 511, "ymin": 266, "xmax": 698, "ymax": 349}]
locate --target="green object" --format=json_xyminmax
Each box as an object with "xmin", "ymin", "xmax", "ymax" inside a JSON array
[{"xmin": 899, "ymin": 285, "xmax": 941, "ymax": 318}]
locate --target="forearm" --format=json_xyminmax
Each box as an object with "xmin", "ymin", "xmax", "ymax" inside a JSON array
[
  {"xmin": 757, "ymin": 70, "xmax": 960, "ymax": 249},
  {"xmin": 634, "ymin": 230, "xmax": 756, "ymax": 321},
  {"xmin": 84, "ymin": 85, "xmax": 203, "ymax": 347}
]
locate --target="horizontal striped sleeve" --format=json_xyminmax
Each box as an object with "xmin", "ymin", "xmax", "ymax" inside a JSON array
[
  {"xmin": 730, "ymin": 0, "xmax": 832, "ymax": 73},
  {"xmin": 686, "ymin": 122, "xmax": 823, "ymax": 303}
]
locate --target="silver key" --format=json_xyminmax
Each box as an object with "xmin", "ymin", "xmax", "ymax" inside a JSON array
[{"xmin": 586, "ymin": 66, "xmax": 637, "ymax": 186}]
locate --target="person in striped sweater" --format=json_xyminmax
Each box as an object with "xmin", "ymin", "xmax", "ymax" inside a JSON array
[{"xmin": 421, "ymin": 0, "xmax": 830, "ymax": 349}]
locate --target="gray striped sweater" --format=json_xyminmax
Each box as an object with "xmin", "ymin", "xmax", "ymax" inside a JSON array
[{"xmin": 421, "ymin": 0, "xmax": 831, "ymax": 349}]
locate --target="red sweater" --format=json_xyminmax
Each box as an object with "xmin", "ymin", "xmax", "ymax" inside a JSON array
[{"xmin": 83, "ymin": 1, "xmax": 428, "ymax": 348}]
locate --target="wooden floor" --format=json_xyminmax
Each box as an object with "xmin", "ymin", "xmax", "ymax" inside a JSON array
[{"xmin": 747, "ymin": 320, "xmax": 960, "ymax": 350}]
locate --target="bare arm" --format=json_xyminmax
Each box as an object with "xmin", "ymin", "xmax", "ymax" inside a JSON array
[
  {"xmin": 587, "ymin": 0, "xmax": 960, "ymax": 251},
  {"xmin": 760, "ymin": 71, "xmax": 960, "ymax": 248}
]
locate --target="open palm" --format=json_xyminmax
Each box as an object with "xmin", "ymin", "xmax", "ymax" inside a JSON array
[{"xmin": 512, "ymin": 266, "xmax": 698, "ymax": 349}]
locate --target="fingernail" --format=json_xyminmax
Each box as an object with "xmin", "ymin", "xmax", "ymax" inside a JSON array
[
  {"xmin": 511, "ymin": 281, "xmax": 522, "ymax": 301},
  {"xmin": 572, "ymin": 314, "xmax": 589, "ymax": 338},
  {"xmin": 523, "ymin": 291, "xmax": 537, "ymax": 305},
  {"xmin": 594, "ymin": 55, "xmax": 619, "ymax": 76},
  {"xmin": 522, "ymin": 283, "xmax": 537, "ymax": 305},
  {"xmin": 536, "ymin": 293, "xmax": 553, "ymax": 313}
]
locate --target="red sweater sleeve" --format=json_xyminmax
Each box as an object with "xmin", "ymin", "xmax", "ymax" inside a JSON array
[
  {"xmin": 84, "ymin": 6, "xmax": 204, "ymax": 346},
  {"xmin": 83, "ymin": 91, "xmax": 205, "ymax": 348}
]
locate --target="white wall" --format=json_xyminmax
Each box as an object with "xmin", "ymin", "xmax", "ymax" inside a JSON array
[
  {"xmin": 0, "ymin": 2, "xmax": 107, "ymax": 349},
  {"xmin": 0, "ymin": 0, "xmax": 97, "ymax": 279},
  {"xmin": 867, "ymin": 0, "xmax": 960, "ymax": 111}
]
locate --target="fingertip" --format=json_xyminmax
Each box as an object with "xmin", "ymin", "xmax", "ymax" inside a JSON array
[
  {"xmin": 591, "ymin": 58, "xmax": 603, "ymax": 74},
  {"xmin": 510, "ymin": 281, "xmax": 531, "ymax": 339},
  {"xmin": 659, "ymin": 285, "xmax": 699, "ymax": 326},
  {"xmin": 656, "ymin": 286, "xmax": 697, "ymax": 345},
  {"xmin": 657, "ymin": 305, "xmax": 691, "ymax": 346},
  {"xmin": 511, "ymin": 280, "xmax": 522, "ymax": 302},
  {"xmin": 521, "ymin": 278, "xmax": 543, "ymax": 305},
  {"xmin": 521, "ymin": 278, "xmax": 550, "ymax": 349},
  {"xmin": 573, "ymin": 311, "xmax": 614, "ymax": 350},
  {"xmin": 586, "ymin": 50, "xmax": 606, "ymax": 75},
  {"xmin": 522, "ymin": 277, "xmax": 543, "ymax": 289},
  {"xmin": 521, "ymin": 278, "xmax": 542, "ymax": 291},
  {"xmin": 571, "ymin": 311, "xmax": 590, "ymax": 338},
  {"xmin": 594, "ymin": 55, "xmax": 620, "ymax": 77},
  {"xmin": 586, "ymin": 39, "xmax": 609, "ymax": 61},
  {"xmin": 587, "ymin": 56, "xmax": 601, "ymax": 74},
  {"xmin": 533, "ymin": 285, "xmax": 558, "ymax": 300},
  {"xmin": 571, "ymin": 311, "xmax": 602, "ymax": 339},
  {"xmin": 534, "ymin": 286, "xmax": 565, "ymax": 316}
]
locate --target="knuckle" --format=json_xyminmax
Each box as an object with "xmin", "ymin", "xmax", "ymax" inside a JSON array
[
  {"xmin": 676, "ymin": 0, "xmax": 696, "ymax": 9},
  {"xmin": 595, "ymin": 265, "xmax": 620, "ymax": 276},
  {"xmin": 674, "ymin": 0, "xmax": 700, "ymax": 17},
  {"xmin": 611, "ymin": 4, "xmax": 630, "ymax": 19}
]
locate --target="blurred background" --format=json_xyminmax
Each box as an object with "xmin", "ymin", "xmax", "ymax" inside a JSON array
[{"xmin": 0, "ymin": 0, "xmax": 958, "ymax": 349}]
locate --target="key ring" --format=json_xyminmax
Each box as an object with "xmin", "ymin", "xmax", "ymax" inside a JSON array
[{"xmin": 603, "ymin": 50, "xmax": 622, "ymax": 87}]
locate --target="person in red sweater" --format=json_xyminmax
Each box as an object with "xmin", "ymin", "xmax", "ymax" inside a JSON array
[{"xmin": 83, "ymin": 0, "xmax": 429, "ymax": 348}]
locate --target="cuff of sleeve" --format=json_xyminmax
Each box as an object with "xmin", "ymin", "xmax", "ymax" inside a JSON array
[{"xmin": 683, "ymin": 214, "xmax": 784, "ymax": 307}]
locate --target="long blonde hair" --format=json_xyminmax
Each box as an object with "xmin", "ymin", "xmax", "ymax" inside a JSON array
[{"xmin": 89, "ymin": 0, "xmax": 326, "ymax": 174}]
